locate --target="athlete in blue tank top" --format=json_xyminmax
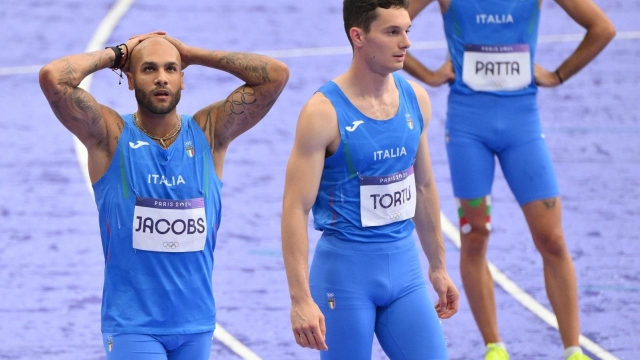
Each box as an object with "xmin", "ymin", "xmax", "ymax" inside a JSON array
[
  {"xmin": 39, "ymin": 31, "xmax": 289, "ymax": 359},
  {"xmin": 404, "ymin": 1, "xmax": 615, "ymax": 359},
  {"xmin": 281, "ymin": 2, "xmax": 459, "ymax": 359}
]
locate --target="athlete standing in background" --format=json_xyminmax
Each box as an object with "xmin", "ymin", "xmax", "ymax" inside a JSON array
[{"xmin": 403, "ymin": 1, "xmax": 615, "ymax": 359}]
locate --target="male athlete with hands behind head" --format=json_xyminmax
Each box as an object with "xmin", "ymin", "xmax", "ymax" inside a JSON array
[{"xmin": 40, "ymin": 31, "xmax": 289, "ymax": 359}]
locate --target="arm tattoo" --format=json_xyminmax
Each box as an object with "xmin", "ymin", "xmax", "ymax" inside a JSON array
[
  {"xmin": 115, "ymin": 118, "xmax": 123, "ymax": 143},
  {"xmin": 202, "ymin": 110, "xmax": 215, "ymax": 151},
  {"xmin": 214, "ymin": 85, "xmax": 260, "ymax": 148},
  {"xmin": 50, "ymin": 58, "xmax": 104, "ymax": 139},
  {"xmin": 55, "ymin": 58, "xmax": 78, "ymax": 96},
  {"xmin": 542, "ymin": 198, "xmax": 557, "ymax": 209},
  {"xmin": 224, "ymin": 85, "xmax": 257, "ymax": 116},
  {"xmin": 218, "ymin": 53, "xmax": 271, "ymax": 84}
]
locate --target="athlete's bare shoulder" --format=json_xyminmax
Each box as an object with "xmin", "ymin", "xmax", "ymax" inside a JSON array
[
  {"xmin": 299, "ymin": 91, "xmax": 337, "ymax": 126},
  {"xmin": 406, "ymin": 79, "xmax": 433, "ymax": 126},
  {"xmin": 295, "ymin": 91, "xmax": 340, "ymax": 153}
]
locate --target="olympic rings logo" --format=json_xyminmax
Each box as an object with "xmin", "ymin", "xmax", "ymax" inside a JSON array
[
  {"xmin": 389, "ymin": 212, "xmax": 402, "ymax": 220},
  {"xmin": 163, "ymin": 242, "xmax": 180, "ymax": 249}
]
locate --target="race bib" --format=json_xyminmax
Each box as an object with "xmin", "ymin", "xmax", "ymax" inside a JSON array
[
  {"xmin": 359, "ymin": 166, "xmax": 416, "ymax": 227},
  {"xmin": 132, "ymin": 197, "xmax": 207, "ymax": 252},
  {"xmin": 462, "ymin": 44, "xmax": 531, "ymax": 91}
]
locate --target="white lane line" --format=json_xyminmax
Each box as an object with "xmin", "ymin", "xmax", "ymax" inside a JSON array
[
  {"xmin": 214, "ymin": 327, "xmax": 263, "ymax": 360},
  {"xmin": 0, "ymin": 65, "xmax": 43, "ymax": 76},
  {"xmin": 258, "ymin": 30, "xmax": 640, "ymax": 57},
  {"xmin": 74, "ymin": 0, "xmax": 137, "ymax": 194},
  {"xmin": 73, "ymin": 0, "xmax": 262, "ymax": 359},
  {"xmin": 440, "ymin": 212, "xmax": 619, "ymax": 360},
  {"xmin": 5, "ymin": 30, "xmax": 639, "ymax": 75}
]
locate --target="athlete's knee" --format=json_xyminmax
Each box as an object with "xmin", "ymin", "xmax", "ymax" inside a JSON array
[
  {"xmin": 534, "ymin": 229, "xmax": 568, "ymax": 259},
  {"xmin": 457, "ymin": 197, "xmax": 491, "ymax": 234},
  {"xmin": 460, "ymin": 231, "xmax": 490, "ymax": 258}
]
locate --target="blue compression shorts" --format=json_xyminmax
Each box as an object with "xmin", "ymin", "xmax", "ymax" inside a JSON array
[
  {"xmin": 310, "ymin": 234, "xmax": 448, "ymax": 359},
  {"xmin": 102, "ymin": 331, "xmax": 213, "ymax": 360},
  {"xmin": 445, "ymin": 92, "xmax": 559, "ymax": 206}
]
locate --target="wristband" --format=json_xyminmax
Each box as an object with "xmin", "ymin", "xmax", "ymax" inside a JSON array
[
  {"xmin": 105, "ymin": 45, "xmax": 123, "ymax": 70},
  {"xmin": 119, "ymin": 43, "xmax": 129, "ymax": 69},
  {"xmin": 555, "ymin": 69, "xmax": 564, "ymax": 85}
]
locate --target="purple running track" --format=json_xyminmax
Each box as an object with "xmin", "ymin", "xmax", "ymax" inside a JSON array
[{"xmin": 0, "ymin": 0, "xmax": 638, "ymax": 359}]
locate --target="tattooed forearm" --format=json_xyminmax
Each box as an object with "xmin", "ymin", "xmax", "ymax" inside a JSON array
[
  {"xmin": 217, "ymin": 53, "xmax": 271, "ymax": 84},
  {"xmin": 54, "ymin": 52, "xmax": 110, "ymax": 91},
  {"xmin": 542, "ymin": 198, "xmax": 557, "ymax": 209},
  {"xmin": 54, "ymin": 59, "xmax": 78, "ymax": 95}
]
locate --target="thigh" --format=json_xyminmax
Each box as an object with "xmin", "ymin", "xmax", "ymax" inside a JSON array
[
  {"xmin": 167, "ymin": 332, "xmax": 213, "ymax": 360},
  {"xmin": 446, "ymin": 128, "xmax": 496, "ymax": 200},
  {"xmin": 498, "ymin": 96, "xmax": 559, "ymax": 205},
  {"xmin": 310, "ymin": 282, "xmax": 377, "ymax": 360},
  {"xmin": 375, "ymin": 287, "xmax": 448, "ymax": 360},
  {"xmin": 310, "ymin": 243, "xmax": 379, "ymax": 360},
  {"xmin": 446, "ymin": 93, "xmax": 500, "ymax": 200},
  {"xmin": 103, "ymin": 333, "xmax": 167, "ymax": 360},
  {"xmin": 499, "ymin": 137, "xmax": 559, "ymax": 206}
]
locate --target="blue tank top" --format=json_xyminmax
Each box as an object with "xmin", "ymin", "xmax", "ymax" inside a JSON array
[
  {"xmin": 444, "ymin": 0, "xmax": 540, "ymax": 96},
  {"xmin": 93, "ymin": 114, "xmax": 222, "ymax": 334},
  {"xmin": 312, "ymin": 73, "xmax": 424, "ymax": 242}
]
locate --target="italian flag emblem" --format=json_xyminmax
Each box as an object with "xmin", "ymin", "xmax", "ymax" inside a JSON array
[
  {"xmin": 186, "ymin": 145, "xmax": 195, "ymax": 158},
  {"xmin": 327, "ymin": 293, "xmax": 336, "ymax": 310}
]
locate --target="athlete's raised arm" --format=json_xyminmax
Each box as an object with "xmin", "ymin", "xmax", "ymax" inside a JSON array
[
  {"xmin": 39, "ymin": 31, "xmax": 165, "ymax": 182},
  {"xmin": 161, "ymin": 35, "xmax": 289, "ymax": 173}
]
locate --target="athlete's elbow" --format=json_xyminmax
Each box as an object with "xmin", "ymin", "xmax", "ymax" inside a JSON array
[
  {"xmin": 270, "ymin": 60, "xmax": 290, "ymax": 92},
  {"xmin": 590, "ymin": 19, "xmax": 616, "ymax": 44},
  {"xmin": 39, "ymin": 63, "xmax": 67, "ymax": 98},
  {"xmin": 38, "ymin": 64, "xmax": 57, "ymax": 92},
  {"xmin": 602, "ymin": 22, "xmax": 617, "ymax": 43}
]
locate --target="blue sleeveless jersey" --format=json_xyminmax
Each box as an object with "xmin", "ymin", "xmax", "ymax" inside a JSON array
[
  {"xmin": 312, "ymin": 73, "xmax": 424, "ymax": 242},
  {"xmin": 93, "ymin": 114, "xmax": 222, "ymax": 334},
  {"xmin": 444, "ymin": 0, "xmax": 540, "ymax": 96}
]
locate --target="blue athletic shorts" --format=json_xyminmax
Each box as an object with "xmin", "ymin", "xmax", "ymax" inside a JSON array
[
  {"xmin": 310, "ymin": 234, "xmax": 448, "ymax": 359},
  {"xmin": 445, "ymin": 92, "xmax": 559, "ymax": 205},
  {"xmin": 102, "ymin": 331, "xmax": 213, "ymax": 360}
]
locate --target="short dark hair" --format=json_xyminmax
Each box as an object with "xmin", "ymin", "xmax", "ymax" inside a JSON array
[{"xmin": 343, "ymin": 0, "xmax": 410, "ymax": 47}]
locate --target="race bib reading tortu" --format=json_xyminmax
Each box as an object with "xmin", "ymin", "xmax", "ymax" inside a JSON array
[
  {"xmin": 359, "ymin": 166, "xmax": 417, "ymax": 227},
  {"xmin": 462, "ymin": 44, "xmax": 532, "ymax": 92},
  {"xmin": 132, "ymin": 197, "xmax": 207, "ymax": 252}
]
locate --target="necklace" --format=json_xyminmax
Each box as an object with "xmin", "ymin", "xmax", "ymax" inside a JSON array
[{"xmin": 133, "ymin": 112, "xmax": 182, "ymax": 148}]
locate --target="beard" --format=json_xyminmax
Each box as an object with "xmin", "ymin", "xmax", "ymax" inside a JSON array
[{"xmin": 135, "ymin": 87, "xmax": 181, "ymax": 114}]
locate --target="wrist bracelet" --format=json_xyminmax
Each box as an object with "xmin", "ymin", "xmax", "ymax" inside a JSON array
[
  {"xmin": 119, "ymin": 43, "xmax": 129, "ymax": 69},
  {"xmin": 555, "ymin": 69, "xmax": 564, "ymax": 85},
  {"xmin": 105, "ymin": 44, "xmax": 129, "ymax": 85},
  {"xmin": 105, "ymin": 45, "xmax": 123, "ymax": 70}
]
